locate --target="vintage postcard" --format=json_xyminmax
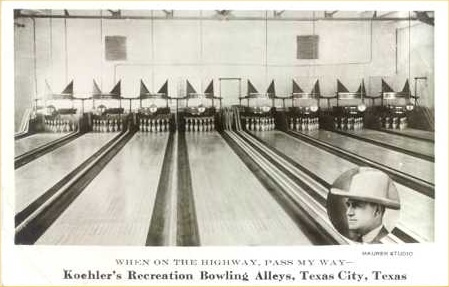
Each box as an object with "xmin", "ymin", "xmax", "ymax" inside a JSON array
[{"xmin": 1, "ymin": 1, "xmax": 448, "ymax": 286}]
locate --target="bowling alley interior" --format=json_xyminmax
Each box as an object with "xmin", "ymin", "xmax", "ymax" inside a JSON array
[{"xmin": 13, "ymin": 9, "xmax": 435, "ymax": 246}]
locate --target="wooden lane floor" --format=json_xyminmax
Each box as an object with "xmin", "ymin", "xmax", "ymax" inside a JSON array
[
  {"xmin": 15, "ymin": 133, "xmax": 70, "ymax": 157},
  {"xmin": 251, "ymin": 130, "xmax": 434, "ymax": 242},
  {"xmin": 301, "ymin": 130, "xmax": 433, "ymax": 185},
  {"xmin": 339, "ymin": 129, "xmax": 434, "ymax": 159},
  {"xmin": 36, "ymin": 133, "xmax": 169, "ymax": 245},
  {"xmin": 379, "ymin": 128, "xmax": 434, "ymax": 142},
  {"xmin": 15, "ymin": 133, "xmax": 119, "ymax": 214},
  {"xmin": 185, "ymin": 132, "xmax": 312, "ymax": 245}
]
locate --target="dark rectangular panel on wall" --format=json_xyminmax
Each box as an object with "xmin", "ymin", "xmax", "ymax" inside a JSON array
[
  {"xmin": 297, "ymin": 35, "xmax": 319, "ymax": 59},
  {"xmin": 105, "ymin": 36, "xmax": 127, "ymax": 61}
]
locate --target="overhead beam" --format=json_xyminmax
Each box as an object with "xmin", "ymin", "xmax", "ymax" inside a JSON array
[{"xmin": 15, "ymin": 13, "xmax": 426, "ymax": 22}]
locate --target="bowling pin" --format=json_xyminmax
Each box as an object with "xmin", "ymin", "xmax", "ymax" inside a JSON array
[
  {"xmin": 385, "ymin": 117, "xmax": 390, "ymax": 129},
  {"xmin": 348, "ymin": 117, "xmax": 353, "ymax": 130},
  {"xmin": 109, "ymin": 120, "xmax": 114, "ymax": 132}
]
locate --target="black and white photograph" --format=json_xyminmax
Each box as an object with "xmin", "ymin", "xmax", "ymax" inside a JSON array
[{"xmin": 1, "ymin": 1, "xmax": 448, "ymax": 286}]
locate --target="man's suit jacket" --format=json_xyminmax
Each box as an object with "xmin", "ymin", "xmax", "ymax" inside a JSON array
[{"xmin": 368, "ymin": 226, "xmax": 390, "ymax": 244}]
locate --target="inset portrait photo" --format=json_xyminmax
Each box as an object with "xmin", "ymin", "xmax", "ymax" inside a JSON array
[{"xmin": 327, "ymin": 167, "xmax": 401, "ymax": 244}]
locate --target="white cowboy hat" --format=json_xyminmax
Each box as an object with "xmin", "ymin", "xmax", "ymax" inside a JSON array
[{"xmin": 330, "ymin": 167, "xmax": 400, "ymax": 210}]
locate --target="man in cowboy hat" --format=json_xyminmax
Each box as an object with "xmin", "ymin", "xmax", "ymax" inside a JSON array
[{"xmin": 330, "ymin": 167, "xmax": 400, "ymax": 244}]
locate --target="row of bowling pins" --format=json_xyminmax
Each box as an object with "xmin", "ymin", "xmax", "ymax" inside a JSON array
[
  {"xmin": 289, "ymin": 117, "xmax": 319, "ymax": 132},
  {"xmin": 334, "ymin": 116, "xmax": 364, "ymax": 131},
  {"xmin": 245, "ymin": 117, "xmax": 275, "ymax": 131},
  {"xmin": 382, "ymin": 116, "xmax": 408, "ymax": 130},
  {"xmin": 139, "ymin": 118, "xmax": 170, "ymax": 132},
  {"xmin": 92, "ymin": 119, "xmax": 123, "ymax": 133},
  {"xmin": 185, "ymin": 117, "xmax": 215, "ymax": 132},
  {"xmin": 44, "ymin": 119, "xmax": 77, "ymax": 133}
]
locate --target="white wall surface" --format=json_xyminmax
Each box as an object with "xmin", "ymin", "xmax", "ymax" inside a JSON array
[{"xmin": 14, "ymin": 10, "xmax": 435, "ymax": 131}]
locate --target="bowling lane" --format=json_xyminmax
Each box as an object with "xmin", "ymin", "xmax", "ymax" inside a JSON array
[
  {"xmin": 252, "ymin": 130, "xmax": 434, "ymax": 241},
  {"xmin": 15, "ymin": 133, "xmax": 118, "ymax": 213},
  {"xmin": 186, "ymin": 132, "xmax": 312, "ymax": 245},
  {"xmin": 380, "ymin": 128, "xmax": 434, "ymax": 142},
  {"xmin": 15, "ymin": 133, "xmax": 70, "ymax": 157},
  {"xmin": 301, "ymin": 130, "xmax": 433, "ymax": 184},
  {"xmin": 343, "ymin": 129, "xmax": 434, "ymax": 158},
  {"xmin": 36, "ymin": 133, "xmax": 169, "ymax": 245}
]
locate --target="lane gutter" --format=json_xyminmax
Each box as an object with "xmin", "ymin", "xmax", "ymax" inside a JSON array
[
  {"xmin": 244, "ymin": 131, "xmax": 420, "ymax": 243},
  {"xmin": 176, "ymin": 132, "xmax": 200, "ymax": 246},
  {"xmin": 146, "ymin": 132, "xmax": 176, "ymax": 246},
  {"xmin": 15, "ymin": 132, "xmax": 84, "ymax": 169},
  {"xmin": 15, "ymin": 132, "xmax": 125, "ymax": 227},
  {"xmin": 327, "ymin": 128, "xmax": 434, "ymax": 162},
  {"xmin": 374, "ymin": 128, "xmax": 434, "ymax": 143},
  {"xmin": 287, "ymin": 130, "xmax": 434, "ymax": 199},
  {"xmin": 15, "ymin": 130, "xmax": 136, "ymax": 244},
  {"xmin": 221, "ymin": 130, "xmax": 344, "ymax": 245}
]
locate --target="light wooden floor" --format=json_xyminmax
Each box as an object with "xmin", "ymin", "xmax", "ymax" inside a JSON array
[
  {"xmin": 380, "ymin": 128, "xmax": 434, "ymax": 141},
  {"xmin": 185, "ymin": 132, "xmax": 312, "ymax": 246},
  {"xmin": 15, "ymin": 133, "xmax": 69, "ymax": 157},
  {"xmin": 253, "ymin": 130, "xmax": 434, "ymax": 242},
  {"xmin": 15, "ymin": 133, "xmax": 118, "ymax": 214},
  {"xmin": 304, "ymin": 130, "xmax": 434, "ymax": 184},
  {"xmin": 36, "ymin": 133, "xmax": 169, "ymax": 245},
  {"xmin": 345, "ymin": 129, "xmax": 434, "ymax": 158}
]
